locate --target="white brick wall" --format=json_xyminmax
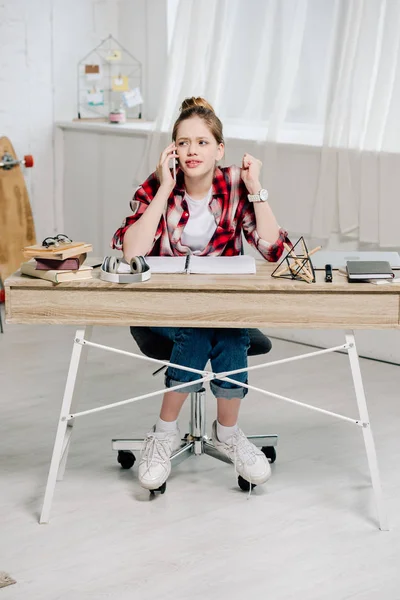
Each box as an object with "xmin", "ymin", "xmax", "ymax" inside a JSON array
[{"xmin": 0, "ymin": 0, "xmax": 120, "ymax": 241}]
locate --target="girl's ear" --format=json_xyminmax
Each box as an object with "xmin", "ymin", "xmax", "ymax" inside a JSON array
[{"xmin": 216, "ymin": 143, "xmax": 225, "ymax": 162}]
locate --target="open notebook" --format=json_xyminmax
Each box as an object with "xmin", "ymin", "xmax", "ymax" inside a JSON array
[{"xmin": 117, "ymin": 255, "xmax": 256, "ymax": 275}]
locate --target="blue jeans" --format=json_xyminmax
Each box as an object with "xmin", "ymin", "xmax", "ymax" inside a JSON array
[{"xmin": 149, "ymin": 327, "xmax": 250, "ymax": 399}]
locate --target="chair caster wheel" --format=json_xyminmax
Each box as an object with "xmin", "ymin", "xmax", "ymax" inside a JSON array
[
  {"xmin": 117, "ymin": 450, "xmax": 136, "ymax": 469},
  {"xmin": 238, "ymin": 476, "xmax": 256, "ymax": 492},
  {"xmin": 150, "ymin": 482, "xmax": 167, "ymax": 495},
  {"xmin": 261, "ymin": 446, "xmax": 276, "ymax": 463}
]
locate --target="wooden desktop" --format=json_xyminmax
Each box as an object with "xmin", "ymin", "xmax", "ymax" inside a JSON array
[{"xmin": 5, "ymin": 263, "xmax": 400, "ymax": 329}]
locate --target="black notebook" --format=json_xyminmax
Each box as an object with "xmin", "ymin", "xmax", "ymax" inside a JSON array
[{"xmin": 346, "ymin": 260, "xmax": 394, "ymax": 281}]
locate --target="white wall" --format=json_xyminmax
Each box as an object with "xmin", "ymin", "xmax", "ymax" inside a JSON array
[
  {"xmin": 61, "ymin": 127, "xmax": 150, "ymax": 252},
  {"xmin": 0, "ymin": 0, "xmax": 164, "ymax": 243},
  {"xmin": 117, "ymin": 0, "xmax": 168, "ymax": 121},
  {"xmin": 52, "ymin": 0, "xmax": 119, "ymax": 122}
]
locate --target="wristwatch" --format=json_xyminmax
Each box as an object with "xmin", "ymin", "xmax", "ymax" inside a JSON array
[{"xmin": 247, "ymin": 188, "xmax": 269, "ymax": 203}]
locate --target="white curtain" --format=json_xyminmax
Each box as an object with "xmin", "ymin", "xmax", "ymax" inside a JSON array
[{"xmin": 139, "ymin": 0, "xmax": 400, "ymax": 248}]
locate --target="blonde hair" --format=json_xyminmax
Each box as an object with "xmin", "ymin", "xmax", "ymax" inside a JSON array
[{"xmin": 172, "ymin": 97, "xmax": 224, "ymax": 144}]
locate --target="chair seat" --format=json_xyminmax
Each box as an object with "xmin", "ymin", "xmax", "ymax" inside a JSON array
[
  {"xmin": 130, "ymin": 326, "xmax": 272, "ymax": 360},
  {"xmin": 247, "ymin": 328, "xmax": 272, "ymax": 356}
]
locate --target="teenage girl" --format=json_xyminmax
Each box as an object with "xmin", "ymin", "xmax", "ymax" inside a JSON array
[{"xmin": 112, "ymin": 97, "xmax": 290, "ymax": 491}]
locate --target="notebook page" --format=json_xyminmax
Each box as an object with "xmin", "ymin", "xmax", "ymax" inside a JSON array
[
  {"xmin": 189, "ymin": 255, "xmax": 256, "ymax": 274},
  {"xmin": 144, "ymin": 256, "xmax": 187, "ymax": 273}
]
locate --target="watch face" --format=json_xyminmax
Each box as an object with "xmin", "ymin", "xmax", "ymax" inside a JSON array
[{"xmin": 259, "ymin": 188, "xmax": 269, "ymax": 201}]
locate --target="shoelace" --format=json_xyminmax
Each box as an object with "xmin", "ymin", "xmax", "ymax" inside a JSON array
[
  {"xmin": 234, "ymin": 432, "xmax": 259, "ymax": 466},
  {"xmin": 222, "ymin": 430, "xmax": 259, "ymax": 499},
  {"xmin": 141, "ymin": 434, "xmax": 174, "ymax": 473},
  {"xmin": 234, "ymin": 433, "xmax": 258, "ymax": 499}
]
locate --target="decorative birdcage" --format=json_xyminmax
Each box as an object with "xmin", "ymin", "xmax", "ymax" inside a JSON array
[{"xmin": 77, "ymin": 34, "xmax": 143, "ymax": 121}]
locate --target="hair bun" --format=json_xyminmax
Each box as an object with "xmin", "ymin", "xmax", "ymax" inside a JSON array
[{"xmin": 180, "ymin": 97, "xmax": 214, "ymax": 113}]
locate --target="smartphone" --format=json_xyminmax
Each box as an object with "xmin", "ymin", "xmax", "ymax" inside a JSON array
[{"xmin": 169, "ymin": 157, "xmax": 177, "ymax": 181}]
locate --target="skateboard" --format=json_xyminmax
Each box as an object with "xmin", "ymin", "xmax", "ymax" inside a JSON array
[{"xmin": 0, "ymin": 136, "xmax": 35, "ymax": 283}]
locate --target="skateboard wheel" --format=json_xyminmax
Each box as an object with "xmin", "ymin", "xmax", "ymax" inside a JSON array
[{"xmin": 24, "ymin": 155, "xmax": 34, "ymax": 168}]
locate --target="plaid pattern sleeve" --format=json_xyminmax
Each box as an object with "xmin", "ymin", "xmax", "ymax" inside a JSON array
[
  {"xmin": 240, "ymin": 184, "xmax": 290, "ymax": 262},
  {"xmin": 110, "ymin": 172, "xmax": 160, "ymax": 250}
]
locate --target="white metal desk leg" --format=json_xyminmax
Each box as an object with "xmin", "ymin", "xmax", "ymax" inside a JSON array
[
  {"xmin": 345, "ymin": 331, "xmax": 389, "ymax": 531},
  {"xmin": 57, "ymin": 326, "xmax": 93, "ymax": 481},
  {"xmin": 39, "ymin": 328, "xmax": 88, "ymax": 524}
]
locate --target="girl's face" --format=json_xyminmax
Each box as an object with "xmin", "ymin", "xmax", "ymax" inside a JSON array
[{"xmin": 175, "ymin": 116, "xmax": 224, "ymax": 179}]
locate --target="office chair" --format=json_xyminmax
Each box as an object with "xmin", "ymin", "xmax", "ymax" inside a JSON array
[{"xmin": 112, "ymin": 327, "xmax": 278, "ymax": 493}]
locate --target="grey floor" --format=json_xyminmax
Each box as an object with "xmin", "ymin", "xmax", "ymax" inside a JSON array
[{"xmin": 0, "ymin": 322, "xmax": 399, "ymax": 600}]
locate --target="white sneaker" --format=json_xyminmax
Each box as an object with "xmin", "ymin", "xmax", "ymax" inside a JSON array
[
  {"xmin": 211, "ymin": 421, "xmax": 271, "ymax": 486},
  {"xmin": 138, "ymin": 426, "xmax": 182, "ymax": 490}
]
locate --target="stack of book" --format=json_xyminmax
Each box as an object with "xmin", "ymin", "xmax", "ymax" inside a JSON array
[{"xmin": 21, "ymin": 242, "xmax": 93, "ymax": 282}]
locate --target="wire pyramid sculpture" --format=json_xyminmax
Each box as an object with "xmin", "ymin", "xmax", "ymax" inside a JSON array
[{"xmin": 271, "ymin": 237, "xmax": 320, "ymax": 284}]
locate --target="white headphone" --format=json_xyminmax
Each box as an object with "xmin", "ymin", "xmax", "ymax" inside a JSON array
[
  {"xmin": 102, "ymin": 255, "xmax": 119, "ymax": 273},
  {"xmin": 129, "ymin": 255, "xmax": 149, "ymax": 274},
  {"xmin": 100, "ymin": 255, "xmax": 151, "ymax": 283}
]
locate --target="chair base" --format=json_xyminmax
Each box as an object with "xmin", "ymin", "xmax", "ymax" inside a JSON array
[{"xmin": 112, "ymin": 389, "xmax": 278, "ymax": 471}]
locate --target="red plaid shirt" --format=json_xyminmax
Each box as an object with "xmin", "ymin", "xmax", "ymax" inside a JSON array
[{"xmin": 111, "ymin": 165, "xmax": 289, "ymax": 261}]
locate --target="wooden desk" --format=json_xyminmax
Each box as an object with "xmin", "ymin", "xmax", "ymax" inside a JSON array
[
  {"xmin": 5, "ymin": 263, "xmax": 400, "ymax": 329},
  {"xmin": 5, "ymin": 264, "xmax": 396, "ymax": 528}
]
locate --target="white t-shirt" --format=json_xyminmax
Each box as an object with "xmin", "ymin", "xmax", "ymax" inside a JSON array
[{"xmin": 180, "ymin": 188, "xmax": 217, "ymax": 252}]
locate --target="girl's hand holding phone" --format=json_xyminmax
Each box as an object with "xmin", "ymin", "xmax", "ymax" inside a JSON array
[{"xmin": 156, "ymin": 143, "xmax": 178, "ymax": 190}]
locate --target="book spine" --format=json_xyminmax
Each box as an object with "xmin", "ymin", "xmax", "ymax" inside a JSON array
[
  {"xmin": 21, "ymin": 263, "xmax": 58, "ymax": 282},
  {"xmin": 35, "ymin": 258, "xmax": 80, "ymax": 270}
]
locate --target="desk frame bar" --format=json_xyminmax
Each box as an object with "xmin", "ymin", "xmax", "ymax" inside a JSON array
[
  {"xmin": 40, "ymin": 328, "xmax": 90, "ymax": 524},
  {"xmin": 39, "ymin": 327, "xmax": 389, "ymax": 530},
  {"xmin": 345, "ymin": 332, "xmax": 389, "ymax": 531}
]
